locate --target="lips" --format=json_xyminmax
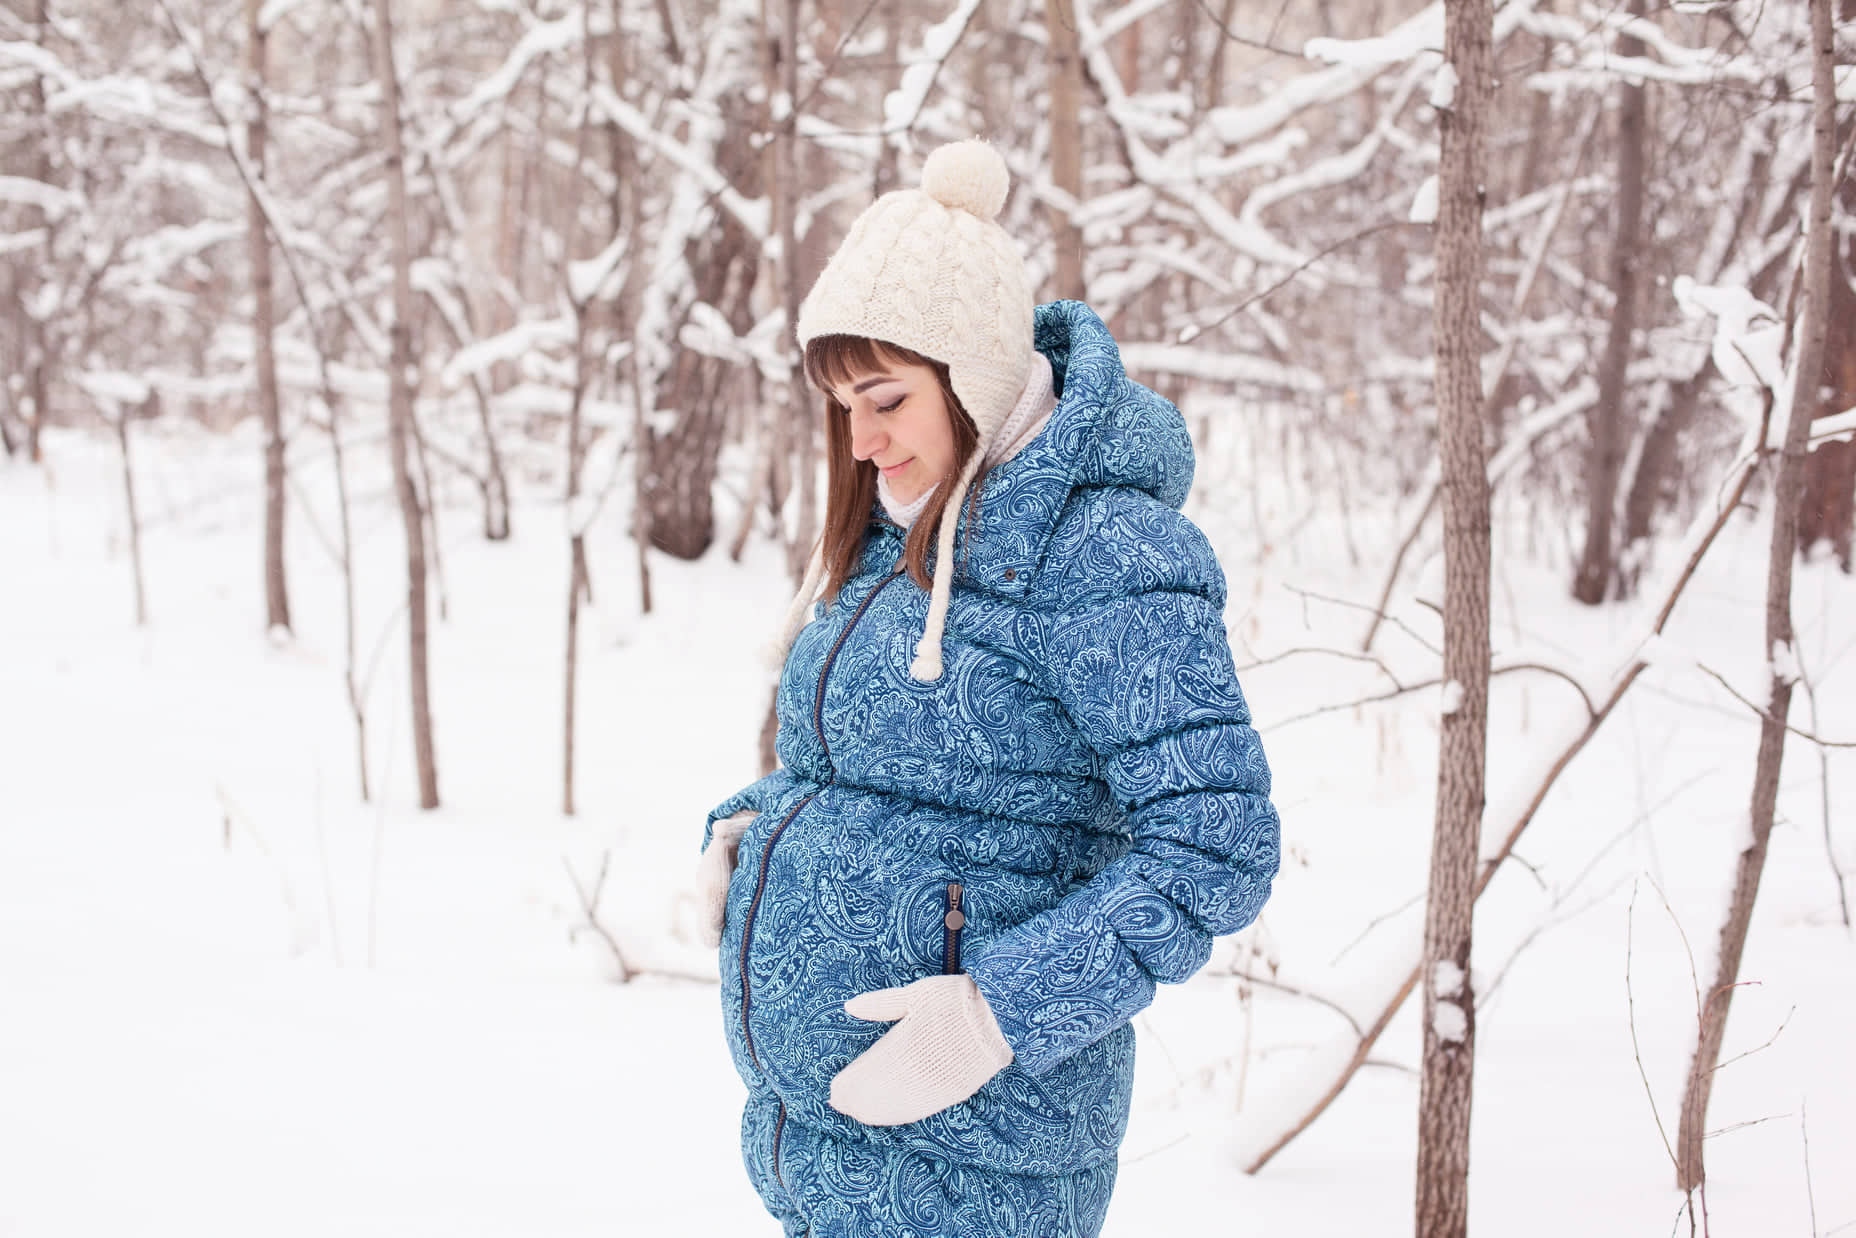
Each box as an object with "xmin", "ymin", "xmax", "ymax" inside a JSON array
[{"xmin": 879, "ymin": 459, "xmax": 913, "ymax": 477}]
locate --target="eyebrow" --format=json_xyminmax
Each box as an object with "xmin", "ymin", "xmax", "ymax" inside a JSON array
[{"xmin": 851, "ymin": 374, "xmax": 898, "ymax": 393}]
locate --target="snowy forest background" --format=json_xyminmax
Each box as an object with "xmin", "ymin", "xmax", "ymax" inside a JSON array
[{"xmin": 2, "ymin": 0, "xmax": 1853, "ymax": 1234}]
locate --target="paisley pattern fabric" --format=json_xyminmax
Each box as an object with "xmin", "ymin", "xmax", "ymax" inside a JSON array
[{"xmin": 706, "ymin": 301, "xmax": 1280, "ymax": 1236}]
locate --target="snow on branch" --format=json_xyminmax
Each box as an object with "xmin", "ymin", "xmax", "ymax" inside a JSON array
[
  {"xmin": 1242, "ymin": 57, "xmax": 1430, "ymax": 226},
  {"xmin": 1073, "ymin": 3, "xmax": 1307, "ymax": 269},
  {"xmin": 567, "ymin": 231, "xmax": 629, "ymax": 306},
  {"xmin": 452, "ymin": 13, "xmax": 580, "ymax": 128},
  {"xmin": 1084, "ymin": 0, "xmax": 1173, "ymax": 54},
  {"xmin": 590, "ymin": 83, "xmax": 769, "ymax": 241},
  {"xmin": 1304, "ymin": 5, "xmax": 1443, "ymax": 65},
  {"xmin": 0, "ymin": 174, "xmax": 81, "ymax": 219},
  {"xmin": 438, "ymin": 317, "xmax": 576, "ymax": 389},
  {"xmin": 1201, "ymin": 0, "xmax": 1535, "ymax": 147},
  {"xmin": 1519, "ymin": 8, "xmax": 1766, "ymax": 88},
  {"xmin": 0, "ymin": 228, "xmax": 47, "ymax": 256},
  {"xmin": 1809, "ymin": 406, "xmax": 1856, "ymax": 444},
  {"xmin": 255, "ymin": 0, "xmax": 311, "ymax": 33},
  {"xmin": 882, "ymin": 0, "xmax": 982, "ymax": 137},
  {"xmin": 1672, "ymin": 276, "xmax": 1787, "ymax": 412}
]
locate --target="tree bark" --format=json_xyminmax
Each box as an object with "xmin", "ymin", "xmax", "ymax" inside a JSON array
[
  {"xmin": 1045, "ymin": 0, "xmax": 1086, "ymax": 301},
  {"xmin": 115, "ymin": 402, "xmax": 148, "ymax": 627},
  {"xmin": 763, "ymin": 0, "xmax": 812, "ymax": 579},
  {"xmin": 246, "ymin": 0, "xmax": 291, "ymax": 635},
  {"xmin": 1617, "ymin": 374, "xmax": 1704, "ymax": 593},
  {"xmin": 1416, "ymin": 2, "xmax": 1493, "ymax": 1235},
  {"xmin": 1571, "ymin": 0, "xmax": 1646, "ymax": 605},
  {"xmin": 1675, "ymin": 0, "xmax": 1837, "ymax": 1192},
  {"xmin": 1797, "ymin": 231, "xmax": 1856, "ymax": 570},
  {"xmin": 372, "ymin": 0, "xmax": 440, "ymax": 811},
  {"xmin": 565, "ymin": 331, "xmax": 589, "ymax": 816},
  {"xmin": 25, "ymin": 0, "xmax": 54, "ymax": 464}
]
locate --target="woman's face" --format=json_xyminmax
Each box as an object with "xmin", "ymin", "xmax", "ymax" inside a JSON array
[{"xmin": 827, "ymin": 357, "xmax": 957, "ymax": 505}]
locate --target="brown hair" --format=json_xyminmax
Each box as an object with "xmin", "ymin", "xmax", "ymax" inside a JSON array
[{"xmin": 804, "ymin": 335, "xmax": 981, "ymax": 599}]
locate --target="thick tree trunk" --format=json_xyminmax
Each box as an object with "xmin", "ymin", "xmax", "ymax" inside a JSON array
[
  {"xmin": 1797, "ymin": 239, "xmax": 1856, "ymax": 570},
  {"xmin": 1416, "ymin": 3, "xmax": 1493, "ymax": 1235},
  {"xmin": 1044, "ymin": 0, "xmax": 1086, "ymax": 301},
  {"xmin": 1675, "ymin": 0, "xmax": 1836, "ymax": 1193},
  {"xmin": 1571, "ymin": 0, "xmax": 1646, "ymax": 605},
  {"xmin": 372, "ymin": 0, "xmax": 440, "ymax": 811},
  {"xmin": 644, "ymin": 113, "xmax": 760, "ymax": 560},
  {"xmin": 246, "ymin": 0, "xmax": 290, "ymax": 635},
  {"xmin": 1617, "ymin": 374, "xmax": 1704, "ymax": 592}
]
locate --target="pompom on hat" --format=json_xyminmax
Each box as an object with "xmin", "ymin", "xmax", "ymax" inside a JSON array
[{"xmin": 775, "ymin": 140, "xmax": 1038, "ymax": 682}]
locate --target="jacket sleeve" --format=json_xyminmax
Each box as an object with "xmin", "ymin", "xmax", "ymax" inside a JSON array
[
  {"xmin": 702, "ymin": 769, "xmax": 794, "ymax": 851},
  {"xmin": 964, "ymin": 510, "xmax": 1280, "ymax": 1078}
]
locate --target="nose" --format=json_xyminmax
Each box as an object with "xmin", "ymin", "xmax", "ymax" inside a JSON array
[{"xmin": 847, "ymin": 405, "xmax": 886, "ymax": 462}]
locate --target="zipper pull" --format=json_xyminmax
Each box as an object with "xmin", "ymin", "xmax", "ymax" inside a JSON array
[{"xmin": 943, "ymin": 882, "xmax": 965, "ymax": 974}]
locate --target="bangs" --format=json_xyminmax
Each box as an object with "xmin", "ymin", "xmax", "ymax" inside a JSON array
[{"xmin": 803, "ymin": 335, "xmax": 931, "ymax": 398}]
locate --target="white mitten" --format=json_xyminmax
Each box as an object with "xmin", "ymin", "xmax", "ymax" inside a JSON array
[
  {"xmin": 695, "ymin": 812, "xmax": 756, "ymax": 948},
  {"xmin": 829, "ymin": 973, "xmax": 1014, "ymax": 1126}
]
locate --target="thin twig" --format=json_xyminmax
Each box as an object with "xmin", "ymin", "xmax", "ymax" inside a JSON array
[
  {"xmin": 562, "ymin": 851, "xmax": 635, "ymax": 982},
  {"xmin": 1793, "ymin": 640, "xmax": 1851, "ymax": 928},
  {"xmin": 1803, "ymin": 1102, "xmax": 1820, "ymax": 1238},
  {"xmin": 1330, "ymin": 890, "xmax": 1422, "ymax": 965},
  {"xmin": 1189, "ymin": 0, "xmax": 1311, "ymax": 58},
  {"xmin": 1180, "ymin": 219, "xmax": 1414, "ymax": 340},
  {"xmin": 1627, "ymin": 882, "xmax": 1682, "ymax": 1171},
  {"xmin": 1284, "ymin": 584, "xmax": 1442, "ymax": 655},
  {"xmin": 1263, "ymin": 659, "xmax": 1594, "ymax": 732},
  {"xmin": 1222, "ymin": 968, "xmax": 1366, "ymax": 1039},
  {"xmin": 1709, "ymin": 1004, "xmax": 1793, "ymax": 1075},
  {"xmin": 1704, "ymin": 1112, "xmax": 1791, "ymax": 1140},
  {"xmin": 1236, "ymin": 644, "xmax": 1406, "ymax": 692},
  {"xmin": 1693, "ymin": 662, "xmax": 1856, "ymax": 748}
]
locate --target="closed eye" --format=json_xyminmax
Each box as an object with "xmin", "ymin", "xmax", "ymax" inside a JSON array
[{"xmin": 876, "ymin": 396, "xmax": 905, "ymax": 413}]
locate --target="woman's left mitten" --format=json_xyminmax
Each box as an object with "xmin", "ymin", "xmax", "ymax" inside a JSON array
[
  {"xmin": 829, "ymin": 973, "xmax": 1014, "ymax": 1126},
  {"xmin": 695, "ymin": 812, "xmax": 756, "ymax": 948}
]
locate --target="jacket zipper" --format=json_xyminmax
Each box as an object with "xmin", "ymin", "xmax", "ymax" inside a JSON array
[
  {"xmin": 943, "ymin": 882, "xmax": 966, "ymax": 974},
  {"xmin": 738, "ymin": 565, "xmax": 907, "ymax": 1071},
  {"xmin": 772, "ymin": 1099, "xmax": 789, "ymax": 1196}
]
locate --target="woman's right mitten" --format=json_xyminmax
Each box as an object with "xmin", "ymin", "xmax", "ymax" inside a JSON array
[{"xmin": 696, "ymin": 812, "xmax": 756, "ymax": 948}]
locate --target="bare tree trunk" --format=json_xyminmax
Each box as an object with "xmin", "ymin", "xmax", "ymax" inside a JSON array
[
  {"xmin": 1571, "ymin": 0, "xmax": 1646, "ymax": 605},
  {"xmin": 630, "ymin": 350, "xmax": 655, "ymax": 616},
  {"xmin": 1798, "ymin": 243, "xmax": 1856, "ymax": 570},
  {"xmin": 1675, "ymin": 0, "xmax": 1836, "ymax": 1191},
  {"xmin": 329, "ymin": 388, "xmax": 370, "ymax": 802},
  {"xmin": 1416, "ymin": 3, "xmax": 1492, "ymax": 1234},
  {"xmin": 1044, "ymin": 0, "xmax": 1086, "ymax": 300},
  {"xmin": 565, "ymin": 338, "xmax": 589, "ymax": 816},
  {"xmin": 1201, "ymin": 0, "xmax": 1238, "ymax": 114},
  {"xmin": 780, "ymin": 0, "xmax": 817, "ymax": 579},
  {"xmin": 114, "ymin": 404, "xmax": 148, "ymax": 627},
  {"xmin": 409, "ymin": 412, "xmax": 448, "ymax": 622},
  {"xmin": 245, "ymin": 0, "xmax": 291, "ymax": 635},
  {"xmin": 372, "ymin": 0, "xmax": 439, "ymax": 811},
  {"xmin": 561, "ymin": 4, "xmax": 601, "ymax": 820},
  {"xmin": 25, "ymin": 0, "xmax": 53, "ymax": 465}
]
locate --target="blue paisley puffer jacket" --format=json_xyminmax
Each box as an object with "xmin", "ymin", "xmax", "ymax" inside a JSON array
[{"xmin": 706, "ymin": 301, "xmax": 1280, "ymax": 1202}]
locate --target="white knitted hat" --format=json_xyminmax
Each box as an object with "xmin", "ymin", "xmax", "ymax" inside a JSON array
[{"xmin": 780, "ymin": 140, "xmax": 1037, "ymax": 683}]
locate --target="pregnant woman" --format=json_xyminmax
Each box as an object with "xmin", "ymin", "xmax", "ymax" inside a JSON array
[{"xmin": 697, "ymin": 140, "xmax": 1281, "ymax": 1238}]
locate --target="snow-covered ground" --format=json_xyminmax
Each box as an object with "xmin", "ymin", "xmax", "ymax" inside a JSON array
[{"xmin": 2, "ymin": 423, "xmax": 1851, "ymax": 1236}]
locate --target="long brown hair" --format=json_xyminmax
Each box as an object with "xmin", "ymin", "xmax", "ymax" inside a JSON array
[{"xmin": 804, "ymin": 335, "xmax": 980, "ymax": 598}]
